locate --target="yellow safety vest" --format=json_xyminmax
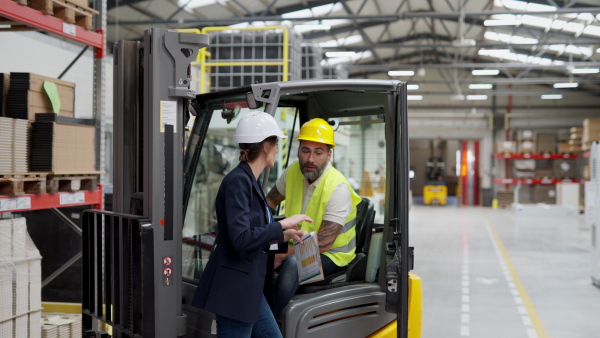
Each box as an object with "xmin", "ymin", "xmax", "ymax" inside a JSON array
[{"xmin": 285, "ymin": 162, "xmax": 362, "ymax": 266}]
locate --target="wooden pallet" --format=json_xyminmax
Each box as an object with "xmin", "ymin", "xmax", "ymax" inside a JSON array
[
  {"xmin": 28, "ymin": 0, "xmax": 99, "ymax": 30},
  {"xmin": 46, "ymin": 173, "xmax": 98, "ymax": 193},
  {"xmin": 0, "ymin": 173, "xmax": 47, "ymax": 196}
]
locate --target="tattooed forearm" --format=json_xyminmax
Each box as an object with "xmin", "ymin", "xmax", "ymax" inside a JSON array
[
  {"xmin": 266, "ymin": 186, "xmax": 285, "ymax": 209},
  {"xmin": 317, "ymin": 220, "xmax": 343, "ymax": 252}
]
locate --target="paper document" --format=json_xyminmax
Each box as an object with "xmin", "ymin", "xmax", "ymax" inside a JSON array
[{"xmin": 294, "ymin": 231, "xmax": 324, "ymax": 285}]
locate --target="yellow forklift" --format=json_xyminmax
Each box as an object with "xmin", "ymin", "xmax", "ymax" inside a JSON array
[
  {"xmin": 81, "ymin": 28, "xmax": 421, "ymax": 338},
  {"xmin": 423, "ymin": 157, "xmax": 447, "ymax": 206}
]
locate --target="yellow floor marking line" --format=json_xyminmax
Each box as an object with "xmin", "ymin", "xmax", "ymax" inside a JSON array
[{"xmin": 483, "ymin": 211, "xmax": 550, "ymax": 338}]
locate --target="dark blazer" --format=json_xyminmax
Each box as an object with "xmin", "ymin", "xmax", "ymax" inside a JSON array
[{"xmin": 192, "ymin": 161, "xmax": 285, "ymax": 324}]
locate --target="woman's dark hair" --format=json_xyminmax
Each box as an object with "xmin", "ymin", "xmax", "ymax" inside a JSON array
[{"xmin": 239, "ymin": 136, "xmax": 278, "ymax": 162}]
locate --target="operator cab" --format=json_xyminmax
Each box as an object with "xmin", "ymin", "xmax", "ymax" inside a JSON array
[{"xmin": 180, "ymin": 80, "xmax": 417, "ymax": 338}]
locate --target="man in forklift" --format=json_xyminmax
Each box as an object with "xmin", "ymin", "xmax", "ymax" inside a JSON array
[{"xmin": 266, "ymin": 118, "xmax": 363, "ymax": 318}]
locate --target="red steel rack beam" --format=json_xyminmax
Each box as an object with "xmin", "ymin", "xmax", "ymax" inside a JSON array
[
  {"xmin": 0, "ymin": 185, "xmax": 103, "ymax": 213},
  {"xmin": 493, "ymin": 153, "xmax": 578, "ymax": 159},
  {"xmin": 0, "ymin": 0, "xmax": 104, "ymax": 54},
  {"xmin": 493, "ymin": 178, "xmax": 579, "ymax": 185}
]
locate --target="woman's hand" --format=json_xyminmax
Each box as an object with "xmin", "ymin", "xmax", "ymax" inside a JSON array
[
  {"xmin": 279, "ymin": 214, "xmax": 313, "ymax": 230},
  {"xmin": 283, "ymin": 229, "xmax": 308, "ymax": 244}
]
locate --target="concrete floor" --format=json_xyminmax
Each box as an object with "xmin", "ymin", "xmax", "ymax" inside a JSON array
[{"xmin": 410, "ymin": 204, "xmax": 600, "ymax": 338}]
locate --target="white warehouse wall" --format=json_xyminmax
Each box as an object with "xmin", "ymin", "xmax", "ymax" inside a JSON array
[{"xmin": 0, "ymin": 31, "xmax": 114, "ymax": 121}]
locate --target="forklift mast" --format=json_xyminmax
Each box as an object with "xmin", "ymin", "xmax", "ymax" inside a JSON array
[{"xmin": 82, "ymin": 28, "xmax": 208, "ymax": 337}]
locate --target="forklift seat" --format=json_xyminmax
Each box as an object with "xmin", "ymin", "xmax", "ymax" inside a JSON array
[{"xmin": 297, "ymin": 197, "xmax": 376, "ymax": 293}]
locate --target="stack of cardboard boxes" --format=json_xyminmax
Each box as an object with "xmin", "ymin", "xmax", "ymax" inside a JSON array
[
  {"xmin": 0, "ymin": 218, "xmax": 42, "ymax": 338},
  {"xmin": 583, "ymin": 119, "xmax": 600, "ymax": 151},
  {"xmin": 517, "ymin": 130, "xmax": 535, "ymax": 153},
  {"xmin": 0, "ymin": 72, "xmax": 96, "ymax": 175},
  {"xmin": 569, "ymin": 127, "xmax": 583, "ymax": 152},
  {"xmin": 536, "ymin": 133, "xmax": 557, "ymax": 153}
]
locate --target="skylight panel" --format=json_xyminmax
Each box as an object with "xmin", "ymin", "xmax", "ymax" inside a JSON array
[
  {"xmin": 494, "ymin": 0, "xmax": 556, "ymax": 12},
  {"xmin": 179, "ymin": 0, "xmax": 218, "ymax": 9},
  {"xmin": 484, "ymin": 31, "xmax": 538, "ymax": 45},
  {"xmin": 321, "ymin": 51, "xmax": 372, "ymax": 65},
  {"xmin": 318, "ymin": 34, "xmax": 363, "ymax": 48},
  {"xmin": 282, "ymin": 3, "xmax": 343, "ymax": 19}
]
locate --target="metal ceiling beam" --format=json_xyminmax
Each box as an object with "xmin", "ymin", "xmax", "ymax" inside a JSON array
[
  {"xmin": 319, "ymin": 40, "xmax": 600, "ymax": 50},
  {"xmin": 107, "ymin": 14, "xmax": 399, "ymax": 25},
  {"xmin": 408, "ymin": 78, "xmax": 600, "ymax": 84},
  {"xmin": 412, "ymin": 90, "xmax": 598, "ymax": 96},
  {"xmin": 344, "ymin": 61, "xmax": 600, "ymax": 70},
  {"xmin": 302, "ymin": 21, "xmax": 388, "ymax": 40},
  {"xmin": 402, "ymin": 7, "xmax": 600, "ymax": 19}
]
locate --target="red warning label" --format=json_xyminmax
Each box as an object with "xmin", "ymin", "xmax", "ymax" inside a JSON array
[
  {"xmin": 163, "ymin": 267, "xmax": 172, "ymax": 277},
  {"xmin": 163, "ymin": 256, "xmax": 172, "ymax": 266}
]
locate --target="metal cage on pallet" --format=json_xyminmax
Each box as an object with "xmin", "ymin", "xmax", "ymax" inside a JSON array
[
  {"xmin": 301, "ymin": 44, "xmax": 323, "ymax": 80},
  {"xmin": 198, "ymin": 26, "xmax": 302, "ymax": 93},
  {"xmin": 322, "ymin": 64, "xmax": 349, "ymax": 80}
]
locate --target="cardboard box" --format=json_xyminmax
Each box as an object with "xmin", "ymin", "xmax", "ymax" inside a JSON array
[
  {"xmin": 518, "ymin": 130, "xmax": 534, "ymax": 140},
  {"xmin": 495, "ymin": 141, "xmax": 516, "ymax": 153},
  {"xmin": 497, "ymin": 191, "xmax": 514, "ymax": 206},
  {"xmin": 536, "ymin": 133, "xmax": 557, "ymax": 153},
  {"xmin": 534, "ymin": 185, "xmax": 556, "ymax": 204},
  {"xmin": 553, "ymin": 159, "xmax": 577, "ymax": 178},
  {"xmin": 556, "ymin": 182, "xmax": 579, "ymax": 206},
  {"xmin": 583, "ymin": 118, "xmax": 600, "ymax": 144},
  {"xmin": 518, "ymin": 140, "xmax": 535, "ymax": 153},
  {"xmin": 558, "ymin": 141, "xmax": 570, "ymax": 153},
  {"xmin": 7, "ymin": 73, "xmax": 75, "ymax": 121},
  {"xmin": 570, "ymin": 127, "xmax": 583, "ymax": 134},
  {"xmin": 30, "ymin": 122, "xmax": 95, "ymax": 173},
  {"xmin": 535, "ymin": 167, "xmax": 554, "ymax": 178}
]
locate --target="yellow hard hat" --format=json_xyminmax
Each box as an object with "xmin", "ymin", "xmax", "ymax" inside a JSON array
[{"xmin": 298, "ymin": 118, "xmax": 335, "ymax": 148}]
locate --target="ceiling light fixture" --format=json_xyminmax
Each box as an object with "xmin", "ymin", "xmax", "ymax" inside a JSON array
[
  {"xmin": 407, "ymin": 84, "xmax": 420, "ymax": 90},
  {"xmin": 541, "ymin": 94, "xmax": 563, "ymax": 99},
  {"xmin": 388, "ymin": 70, "xmax": 415, "ymax": 76},
  {"xmin": 483, "ymin": 19, "xmax": 520, "ymax": 26},
  {"xmin": 325, "ymin": 51, "xmax": 356, "ymax": 57},
  {"xmin": 570, "ymin": 68, "xmax": 600, "ymax": 74},
  {"xmin": 472, "ymin": 69, "xmax": 500, "ymax": 76},
  {"xmin": 407, "ymin": 95, "xmax": 423, "ymax": 101},
  {"xmin": 478, "ymin": 49, "xmax": 511, "ymax": 57},
  {"xmin": 553, "ymin": 83, "xmax": 578, "ymax": 88},
  {"xmin": 466, "ymin": 95, "xmax": 488, "ymax": 100},
  {"xmin": 469, "ymin": 84, "xmax": 493, "ymax": 89}
]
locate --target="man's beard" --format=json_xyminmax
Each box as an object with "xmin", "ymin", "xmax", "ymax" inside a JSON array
[{"xmin": 300, "ymin": 161, "xmax": 327, "ymax": 180}]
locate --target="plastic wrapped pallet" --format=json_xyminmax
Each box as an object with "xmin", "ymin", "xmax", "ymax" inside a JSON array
[
  {"xmin": 0, "ymin": 217, "xmax": 42, "ymax": 337},
  {"xmin": 42, "ymin": 312, "xmax": 82, "ymax": 338},
  {"xmin": 13, "ymin": 313, "xmax": 27, "ymax": 337},
  {"xmin": 29, "ymin": 310, "xmax": 42, "ymax": 338}
]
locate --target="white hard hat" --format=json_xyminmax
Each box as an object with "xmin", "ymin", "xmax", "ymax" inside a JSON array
[{"xmin": 233, "ymin": 110, "xmax": 287, "ymax": 143}]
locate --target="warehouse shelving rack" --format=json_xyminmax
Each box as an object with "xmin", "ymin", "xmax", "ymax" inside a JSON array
[{"xmin": 0, "ymin": 0, "xmax": 107, "ymax": 305}]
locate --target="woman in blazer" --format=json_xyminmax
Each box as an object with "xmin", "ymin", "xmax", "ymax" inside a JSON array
[{"xmin": 192, "ymin": 111, "xmax": 311, "ymax": 337}]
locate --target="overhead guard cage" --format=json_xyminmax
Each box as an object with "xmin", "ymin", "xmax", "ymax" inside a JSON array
[{"xmin": 82, "ymin": 210, "xmax": 155, "ymax": 337}]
